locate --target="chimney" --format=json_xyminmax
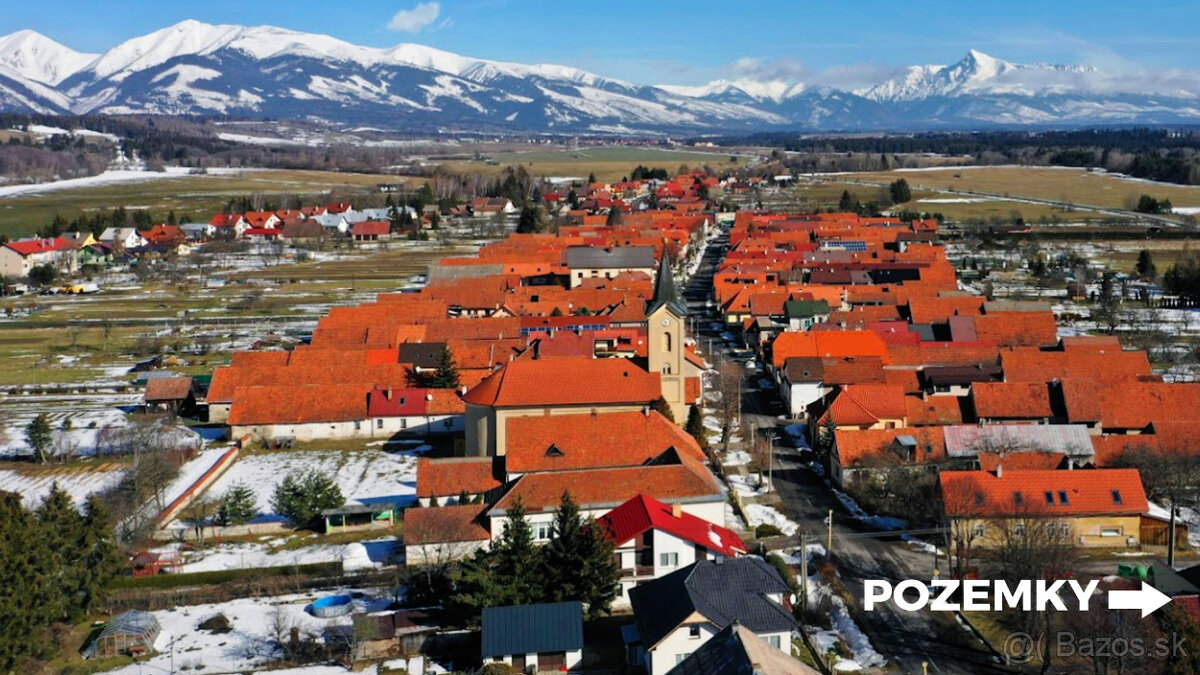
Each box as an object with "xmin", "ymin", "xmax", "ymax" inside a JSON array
[
  {"xmin": 671, "ymin": 502, "xmax": 682, "ymax": 518},
  {"xmin": 642, "ymin": 405, "xmax": 650, "ymax": 416},
  {"xmin": 995, "ymin": 464, "xmax": 1002, "ymax": 478}
]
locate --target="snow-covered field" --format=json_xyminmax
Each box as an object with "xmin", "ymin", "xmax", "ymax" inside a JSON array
[
  {"xmin": 202, "ymin": 448, "xmax": 422, "ymax": 522},
  {"xmin": 166, "ymin": 536, "xmax": 397, "ymax": 573},
  {"xmin": 97, "ymin": 589, "xmax": 400, "ymax": 675},
  {"xmin": 744, "ymin": 503, "xmax": 799, "ymax": 536},
  {"xmin": 0, "ymin": 166, "xmax": 247, "ymax": 198},
  {"xmin": 0, "ymin": 406, "xmax": 200, "ymax": 459},
  {"xmin": 0, "ymin": 464, "xmax": 125, "ymax": 509}
]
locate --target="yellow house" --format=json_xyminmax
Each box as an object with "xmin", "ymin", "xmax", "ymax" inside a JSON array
[{"xmin": 940, "ymin": 467, "xmax": 1149, "ymax": 550}]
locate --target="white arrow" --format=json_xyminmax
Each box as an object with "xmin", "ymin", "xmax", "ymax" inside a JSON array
[{"xmin": 1108, "ymin": 582, "xmax": 1172, "ymax": 618}]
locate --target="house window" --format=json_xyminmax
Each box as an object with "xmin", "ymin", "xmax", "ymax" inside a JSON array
[
  {"xmin": 1014, "ymin": 523, "xmax": 1026, "ymax": 537},
  {"xmin": 676, "ymin": 653, "xmax": 693, "ymax": 665},
  {"xmin": 1058, "ymin": 491, "xmax": 1070, "ymax": 506},
  {"xmin": 973, "ymin": 523, "xmax": 985, "ymax": 538},
  {"xmin": 663, "ymin": 332, "xmax": 673, "ymax": 353},
  {"xmin": 534, "ymin": 522, "xmax": 552, "ymax": 541},
  {"xmin": 1045, "ymin": 523, "xmax": 1057, "ymax": 538},
  {"xmin": 1013, "ymin": 492, "xmax": 1024, "ymax": 507},
  {"xmin": 689, "ymin": 625, "xmax": 701, "ymax": 639},
  {"xmin": 1059, "ymin": 523, "xmax": 1070, "ymax": 537},
  {"xmin": 376, "ymin": 419, "xmax": 383, "ymax": 429},
  {"xmin": 1044, "ymin": 491, "xmax": 1055, "ymax": 505},
  {"xmin": 1111, "ymin": 490, "xmax": 1123, "ymax": 505},
  {"xmin": 400, "ymin": 419, "xmax": 407, "ymax": 429},
  {"xmin": 1100, "ymin": 526, "xmax": 1122, "ymax": 537},
  {"xmin": 354, "ymin": 421, "xmax": 361, "ymax": 430},
  {"xmin": 765, "ymin": 635, "xmax": 782, "ymax": 649},
  {"xmin": 660, "ymin": 552, "xmax": 679, "ymax": 567},
  {"xmin": 443, "ymin": 418, "xmax": 453, "ymax": 429}
]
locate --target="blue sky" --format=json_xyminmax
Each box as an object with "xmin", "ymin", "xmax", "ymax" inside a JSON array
[{"xmin": 9, "ymin": 0, "xmax": 1200, "ymax": 86}]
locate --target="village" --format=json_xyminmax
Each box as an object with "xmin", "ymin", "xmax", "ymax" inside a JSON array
[{"xmin": 2, "ymin": 162, "xmax": 1200, "ymax": 675}]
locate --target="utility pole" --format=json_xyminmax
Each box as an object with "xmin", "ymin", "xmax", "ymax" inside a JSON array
[
  {"xmin": 826, "ymin": 509, "xmax": 834, "ymax": 554},
  {"xmin": 1169, "ymin": 503, "xmax": 1178, "ymax": 567}
]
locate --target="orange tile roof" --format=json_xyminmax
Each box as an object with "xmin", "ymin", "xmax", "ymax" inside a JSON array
[
  {"xmin": 1061, "ymin": 379, "xmax": 1200, "ymax": 430},
  {"xmin": 818, "ymin": 384, "xmax": 907, "ymax": 426},
  {"xmin": 770, "ymin": 330, "xmax": 890, "ymax": 369},
  {"xmin": 403, "ymin": 504, "xmax": 492, "ymax": 544},
  {"xmin": 940, "ymin": 469, "xmax": 1147, "ymax": 517},
  {"xmin": 1001, "ymin": 346, "xmax": 1152, "ymax": 383},
  {"xmin": 504, "ymin": 410, "xmax": 704, "ymax": 474},
  {"xmin": 835, "ymin": 427, "xmax": 946, "ymax": 467},
  {"xmin": 971, "ymin": 382, "xmax": 1053, "ymax": 420},
  {"xmin": 905, "ymin": 395, "xmax": 964, "ymax": 426},
  {"xmin": 417, "ymin": 457, "xmax": 503, "ymax": 498},
  {"xmin": 228, "ymin": 384, "xmax": 370, "ymax": 425},
  {"xmin": 462, "ymin": 357, "xmax": 661, "ymax": 408},
  {"xmin": 489, "ymin": 461, "xmax": 723, "ymax": 514},
  {"xmin": 973, "ymin": 312, "xmax": 1059, "ymax": 347}
]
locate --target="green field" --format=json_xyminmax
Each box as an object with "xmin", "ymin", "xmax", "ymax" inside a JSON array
[
  {"xmin": 437, "ymin": 145, "xmax": 755, "ymax": 182},
  {"xmin": 0, "ymin": 169, "xmax": 416, "ymax": 238}
]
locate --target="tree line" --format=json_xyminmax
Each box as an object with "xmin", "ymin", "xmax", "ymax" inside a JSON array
[{"xmin": 0, "ymin": 487, "xmax": 121, "ymax": 670}]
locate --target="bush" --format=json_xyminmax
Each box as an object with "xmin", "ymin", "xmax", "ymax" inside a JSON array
[
  {"xmin": 480, "ymin": 664, "xmax": 515, "ymax": 675},
  {"xmin": 755, "ymin": 523, "xmax": 784, "ymax": 539},
  {"xmin": 197, "ymin": 613, "xmax": 232, "ymax": 634}
]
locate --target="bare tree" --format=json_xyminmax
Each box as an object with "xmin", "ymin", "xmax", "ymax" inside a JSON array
[{"xmin": 714, "ymin": 361, "xmax": 742, "ymax": 451}]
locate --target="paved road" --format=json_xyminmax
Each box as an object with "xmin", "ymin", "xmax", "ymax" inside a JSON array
[{"xmin": 683, "ymin": 225, "xmax": 1012, "ymax": 674}]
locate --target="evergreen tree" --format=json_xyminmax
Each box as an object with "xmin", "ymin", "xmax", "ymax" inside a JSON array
[
  {"xmin": 606, "ymin": 206, "xmax": 621, "ymax": 227},
  {"xmin": 685, "ymin": 406, "xmax": 709, "ymax": 450},
  {"xmin": 24, "ymin": 413, "xmax": 53, "ymax": 464},
  {"xmin": 516, "ymin": 206, "xmax": 541, "ymax": 234},
  {"xmin": 271, "ymin": 471, "xmax": 344, "ymax": 527},
  {"xmin": 539, "ymin": 492, "xmax": 620, "ymax": 617},
  {"xmin": 566, "ymin": 189, "xmax": 579, "ymax": 209},
  {"xmin": 587, "ymin": 172, "xmax": 596, "ymax": 185},
  {"xmin": 76, "ymin": 494, "xmax": 120, "ymax": 615},
  {"xmin": 0, "ymin": 493, "xmax": 51, "ymax": 670},
  {"xmin": 649, "ymin": 396, "xmax": 674, "ymax": 420},
  {"xmin": 838, "ymin": 190, "xmax": 855, "ymax": 212},
  {"xmin": 217, "ymin": 483, "xmax": 259, "ymax": 526},
  {"xmin": 35, "ymin": 485, "xmax": 82, "ymax": 622},
  {"xmin": 1135, "ymin": 249, "xmax": 1157, "ymax": 278},
  {"xmin": 450, "ymin": 500, "xmax": 540, "ymax": 623},
  {"xmin": 888, "ymin": 179, "xmax": 912, "ymax": 204},
  {"xmin": 429, "ymin": 346, "xmax": 461, "ymax": 389}
]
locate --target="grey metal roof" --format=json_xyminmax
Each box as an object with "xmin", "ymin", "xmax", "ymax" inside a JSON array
[
  {"xmin": 566, "ymin": 245, "xmax": 656, "ymax": 269},
  {"xmin": 629, "ymin": 557, "xmax": 795, "ymax": 649},
  {"xmin": 398, "ymin": 342, "xmax": 446, "ymax": 368},
  {"xmin": 481, "ymin": 601, "xmax": 584, "ymax": 657},
  {"xmin": 943, "ymin": 424, "xmax": 1095, "ymax": 458}
]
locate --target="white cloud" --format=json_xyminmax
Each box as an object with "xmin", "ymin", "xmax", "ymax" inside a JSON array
[{"xmin": 388, "ymin": 2, "xmax": 442, "ymax": 33}]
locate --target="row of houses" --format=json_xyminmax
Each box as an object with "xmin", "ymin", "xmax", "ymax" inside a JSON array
[
  {"xmin": 204, "ymin": 175, "xmax": 820, "ymax": 670},
  {"xmin": 712, "ymin": 209, "xmax": 1198, "ymax": 550}
]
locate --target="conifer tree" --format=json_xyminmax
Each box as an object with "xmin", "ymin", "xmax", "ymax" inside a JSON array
[
  {"xmin": 429, "ymin": 346, "xmax": 461, "ymax": 389},
  {"xmin": 24, "ymin": 413, "xmax": 53, "ymax": 464},
  {"xmin": 76, "ymin": 494, "xmax": 121, "ymax": 615},
  {"xmin": 35, "ymin": 484, "xmax": 81, "ymax": 622}
]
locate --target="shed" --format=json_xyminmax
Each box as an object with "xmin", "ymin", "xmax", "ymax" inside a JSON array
[
  {"xmin": 320, "ymin": 501, "xmax": 396, "ymax": 534},
  {"xmin": 89, "ymin": 610, "xmax": 160, "ymax": 658},
  {"xmin": 144, "ymin": 376, "xmax": 196, "ymax": 413},
  {"xmin": 481, "ymin": 601, "xmax": 584, "ymax": 672}
]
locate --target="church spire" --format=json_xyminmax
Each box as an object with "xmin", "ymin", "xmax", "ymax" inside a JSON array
[{"xmin": 648, "ymin": 248, "xmax": 687, "ymax": 317}]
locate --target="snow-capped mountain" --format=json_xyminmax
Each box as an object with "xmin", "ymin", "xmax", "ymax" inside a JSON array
[
  {"xmin": 0, "ymin": 22, "xmax": 1197, "ymax": 132},
  {"xmin": 0, "ymin": 30, "xmax": 96, "ymax": 86}
]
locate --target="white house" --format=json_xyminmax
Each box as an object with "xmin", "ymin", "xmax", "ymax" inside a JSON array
[
  {"xmin": 0, "ymin": 237, "xmax": 79, "ymax": 279},
  {"xmin": 98, "ymin": 227, "xmax": 147, "ymax": 250},
  {"xmin": 311, "ymin": 212, "xmax": 350, "ymax": 234},
  {"xmin": 627, "ymin": 557, "xmax": 796, "ymax": 675},
  {"xmin": 481, "ymin": 602, "xmax": 584, "ymax": 673},
  {"xmin": 597, "ymin": 494, "xmax": 748, "ymax": 606}
]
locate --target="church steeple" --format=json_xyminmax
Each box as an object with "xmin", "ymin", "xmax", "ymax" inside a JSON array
[{"xmin": 648, "ymin": 249, "xmax": 687, "ymax": 317}]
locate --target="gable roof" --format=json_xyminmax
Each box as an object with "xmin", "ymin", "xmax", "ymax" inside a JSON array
[
  {"xmin": 144, "ymin": 376, "xmax": 194, "ymax": 402},
  {"xmin": 599, "ymin": 493, "xmax": 746, "ymax": 558},
  {"xmin": 666, "ymin": 623, "xmax": 821, "ymax": 675},
  {"xmin": 971, "ymin": 381, "xmax": 1054, "ymax": 420},
  {"xmin": 504, "ymin": 410, "xmax": 705, "ymax": 474},
  {"xmin": 489, "ymin": 460, "xmax": 723, "ymax": 514},
  {"xmin": 416, "ymin": 457, "xmax": 503, "ymax": 498},
  {"xmin": 5, "ymin": 237, "xmax": 74, "ymax": 257},
  {"xmin": 818, "ymin": 384, "xmax": 907, "ymax": 426},
  {"xmin": 629, "ymin": 557, "xmax": 795, "ymax": 650},
  {"xmin": 402, "ymin": 503, "xmax": 491, "ymax": 545},
  {"xmin": 481, "ymin": 601, "xmax": 583, "ymax": 658},
  {"xmin": 566, "ymin": 245, "xmax": 656, "ymax": 269},
  {"xmin": 462, "ymin": 357, "xmax": 661, "ymax": 408},
  {"xmin": 939, "ymin": 468, "xmax": 1148, "ymax": 518}
]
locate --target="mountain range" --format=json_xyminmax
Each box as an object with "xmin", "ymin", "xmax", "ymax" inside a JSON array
[{"xmin": 1, "ymin": 21, "xmax": 1198, "ymax": 133}]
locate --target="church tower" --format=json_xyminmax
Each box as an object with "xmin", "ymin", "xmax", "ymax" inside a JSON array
[{"xmin": 646, "ymin": 250, "xmax": 688, "ymax": 424}]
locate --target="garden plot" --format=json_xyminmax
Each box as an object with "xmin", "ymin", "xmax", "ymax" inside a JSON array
[
  {"xmin": 203, "ymin": 448, "xmax": 420, "ymax": 522},
  {"xmin": 0, "ymin": 463, "xmax": 125, "ymax": 509},
  {"xmin": 0, "ymin": 405, "xmax": 199, "ymax": 459},
  {"xmin": 165, "ymin": 536, "xmax": 398, "ymax": 573},
  {"xmin": 97, "ymin": 588, "xmax": 396, "ymax": 675}
]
